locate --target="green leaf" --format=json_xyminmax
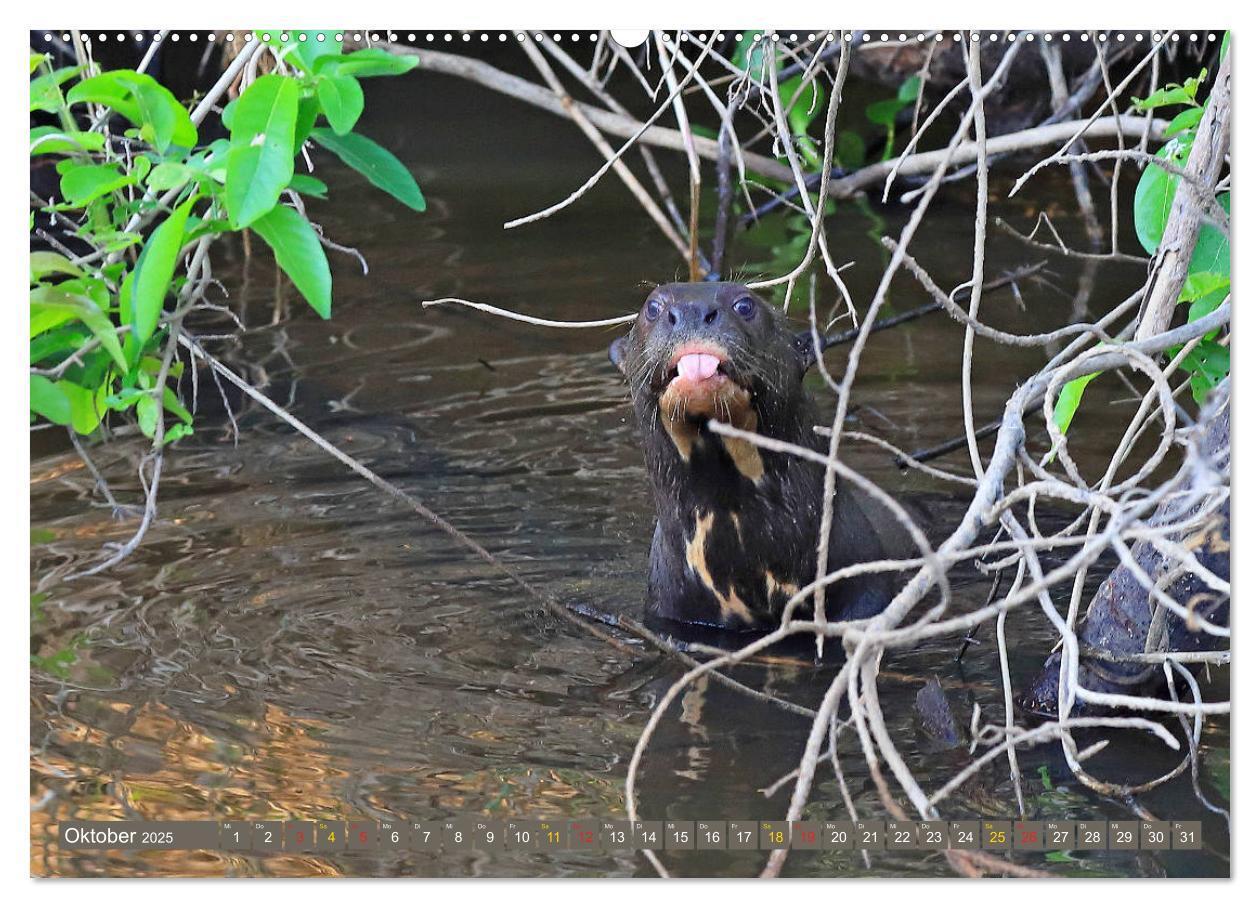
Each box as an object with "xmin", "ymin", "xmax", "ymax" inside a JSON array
[
  {"xmin": 1182, "ymin": 260, "xmax": 1231, "ymax": 340},
  {"xmin": 30, "ymin": 65, "xmax": 84, "ymax": 112},
  {"xmin": 131, "ymin": 198, "xmax": 194, "ymax": 347},
  {"xmin": 67, "ymin": 71, "xmax": 140, "ymax": 121},
  {"xmin": 316, "ymin": 73, "xmax": 364, "ymax": 134},
  {"xmin": 30, "ymin": 375, "xmax": 72, "ymax": 425},
  {"xmin": 835, "ymin": 130, "xmax": 866, "ymax": 170},
  {"xmin": 30, "ymin": 252, "xmax": 84, "ymax": 282},
  {"xmin": 130, "ymin": 76, "xmax": 198, "ymax": 151},
  {"xmin": 251, "ymin": 204, "xmax": 332, "ymax": 318},
  {"xmin": 865, "ymin": 97, "xmax": 905, "ymax": 128},
  {"xmin": 163, "ymin": 386, "xmax": 193, "ymax": 424},
  {"xmin": 1164, "ymin": 107, "xmax": 1204, "ymax": 138},
  {"xmin": 1053, "ymin": 372, "xmax": 1100, "ymax": 435},
  {"xmin": 67, "ymin": 71, "xmax": 196, "ymax": 153},
  {"xmin": 30, "ymin": 52, "xmax": 48, "ymax": 75},
  {"xmin": 1179, "ymin": 339, "xmax": 1230, "ymax": 404},
  {"xmin": 288, "ymin": 173, "xmax": 329, "ymax": 198},
  {"xmin": 30, "ymin": 284, "xmax": 127, "ymax": 372},
  {"xmin": 1179, "ymin": 272, "xmax": 1230, "ymax": 304},
  {"xmin": 60, "ymin": 380, "xmax": 107, "ymax": 434},
  {"xmin": 1134, "ymin": 70, "xmax": 1207, "ymax": 111},
  {"xmin": 163, "ymin": 422, "xmax": 194, "ymax": 444},
  {"xmin": 1134, "ymin": 137, "xmax": 1187, "ymax": 255},
  {"xmin": 59, "ymin": 163, "xmax": 135, "ymax": 207},
  {"xmin": 315, "ymin": 47, "xmax": 418, "ymax": 78},
  {"xmin": 30, "ymin": 325, "xmax": 90, "ymax": 364},
  {"xmin": 136, "ymin": 393, "xmax": 159, "ymax": 438},
  {"xmin": 310, "ymin": 128, "xmax": 425, "ymax": 212},
  {"xmin": 146, "ymin": 161, "xmax": 195, "ymax": 191},
  {"xmin": 104, "ymin": 387, "xmax": 146, "ymax": 411},
  {"xmin": 261, "ymin": 29, "xmax": 342, "ymax": 72},
  {"xmin": 1135, "ymin": 141, "xmax": 1231, "ymax": 280},
  {"xmin": 29, "ymin": 126, "xmax": 106, "ymax": 155},
  {"xmin": 1188, "ymin": 191, "xmax": 1230, "ymax": 278},
  {"xmin": 294, "ymin": 96, "xmax": 320, "ymax": 147},
  {"xmin": 224, "ymin": 74, "xmax": 300, "ymax": 229},
  {"xmin": 1134, "ymin": 86, "xmax": 1195, "ymax": 110},
  {"xmin": 897, "ymin": 75, "xmax": 923, "ymax": 104}
]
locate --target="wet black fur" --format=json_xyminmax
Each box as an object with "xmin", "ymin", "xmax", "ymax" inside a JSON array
[{"xmin": 610, "ymin": 282, "xmax": 905, "ymax": 631}]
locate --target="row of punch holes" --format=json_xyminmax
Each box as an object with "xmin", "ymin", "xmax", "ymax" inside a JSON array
[{"xmin": 40, "ymin": 31, "xmax": 1220, "ymax": 47}]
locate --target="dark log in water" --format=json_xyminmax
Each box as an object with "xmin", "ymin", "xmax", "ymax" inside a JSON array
[{"xmin": 1018, "ymin": 390, "xmax": 1230, "ymax": 717}]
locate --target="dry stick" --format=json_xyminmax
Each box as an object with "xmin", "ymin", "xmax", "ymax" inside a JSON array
[
  {"xmin": 518, "ymin": 36, "xmax": 691, "ymax": 264},
  {"xmin": 420, "ymin": 298, "xmax": 636, "ymax": 328},
  {"xmin": 1038, "ymin": 54, "xmax": 1229, "ymax": 778},
  {"xmin": 882, "ymin": 76, "xmax": 971, "ymax": 202},
  {"xmin": 819, "ymin": 261, "xmax": 1048, "ymax": 353},
  {"xmin": 538, "ymin": 35, "xmax": 692, "ymax": 242},
  {"xmin": 1167, "ymin": 661, "xmax": 1231, "ymax": 826},
  {"xmin": 1091, "ymin": 38, "xmax": 1127, "ymax": 255},
  {"xmin": 501, "ymin": 32, "xmax": 717, "ymax": 232},
  {"xmin": 996, "ymin": 562, "xmax": 1028, "ymax": 818},
  {"xmin": 1135, "ymin": 50, "xmax": 1231, "ymax": 342},
  {"xmin": 765, "ymin": 40, "xmax": 1031, "ymax": 873},
  {"xmin": 652, "ymin": 32, "xmax": 703, "ymax": 281},
  {"xmin": 1039, "ymin": 41, "xmax": 1104, "ymax": 250},
  {"xmin": 885, "ymin": 242, "xmax": 1122, "ymax": 348},
  {"xmin": 960, "ymin": 38, "xmax": 992, "ymax": 480},
  {"xmin": 762, "ymin": 302, "xmax": 1229, "ymax": 876},
  {"xmin": 928, "ymin": 716, "xmax": 1179, "ymax": 807},
  {"xmin": 68, "ymin": 428, "xmax": 127, "ymax": 514},
  {"xmin": 837, "ymin": 117, "xmax": 1168, "ymax": 200},
  {"xmin": 390, "ymin": 42, "xmax": 1168, "ymax": 202},
  {"xmin": 1009, "ymin": 30, "xmax": 1173, "ymax": 197},
  {"xmin": 994, "ymin": 217, "xmax": 1148, "ymax": 265},
  {"xmin": 711, "ymin": 95, "xmax": 742, "ymax": 274},
  {"xmin": 65, "ymin": 235, "xmax": 214, "ymax": 579},
  {"xmin": 756, "ymin": 44, "xmax": 851, "ymax": 654},
  {"xmin": 747, "ymin": 40, "xmax": 849, "ymax": 302}
]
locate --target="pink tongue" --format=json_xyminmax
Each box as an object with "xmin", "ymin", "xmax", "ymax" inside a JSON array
[{"xmin": 677, "ymin": 352, "xmax": 721, "ymax": 381}]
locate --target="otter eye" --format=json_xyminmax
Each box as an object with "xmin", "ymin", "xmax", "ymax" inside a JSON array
[
  {"xmin": 733, "ymin": 297, "xmax": 757, "ymax": 320},
  {"xmin": 644, "ymin": 299, "xmax": 663, "ymax": 321}
]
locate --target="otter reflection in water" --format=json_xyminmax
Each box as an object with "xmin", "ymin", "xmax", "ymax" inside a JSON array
[{"xmin": 610, "ymin": 282, "xmax": 910, "ymax": 632}]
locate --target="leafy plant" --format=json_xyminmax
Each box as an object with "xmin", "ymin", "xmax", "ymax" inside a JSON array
[
  {"xmin": 30, "ymin": 32, "xmax": 426, "ymax": 447},
  {"xmin": 865, "ymin": 75, "xmax": 922, "ymax": 161},
  {"xmin": 1054, "ymin": 44, "xmax": 1230, "ymax": 434}
]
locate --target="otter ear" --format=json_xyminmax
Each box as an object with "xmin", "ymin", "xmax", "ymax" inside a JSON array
[
  {"xmin": 609, "ymin": 335, "xmax": 629, "ymax": 374},
  {"xmin": 791, "ymin": 330, "xmax": 818, "ymax": 373}
]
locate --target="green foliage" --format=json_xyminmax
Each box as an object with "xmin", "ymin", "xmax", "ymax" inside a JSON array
[
  {"xmin": 30, "ymin": 35, "xmax": 425, "ymax": 447},
  {"xmin": 68, "ymin": 70, "xmax": 198, "ymax": 152},
  {"xmin": 866, "ymin": 76, "xmax": 921, "ymax": 161},
  {"xmin": 225, "ymin": 74, "xmax": 301, "ymax": 228},
  {"xmin": 1051, "ymin": 372, "xmax": 1099, "ymax": 436},
  {"xmin": 1054, "ymin": 44, "xmax": 1230, "ymax": 432},
  {"xmin": 310, "ymin": 128, "xmax": 426, "ymax": 211},
  {"xmin": 252, "ymin": 204, "xmax": 332, "ymax": 318}
]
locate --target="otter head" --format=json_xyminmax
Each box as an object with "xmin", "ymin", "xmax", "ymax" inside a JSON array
[{"xmin": 609, "ymin": 282, "xmax": 817, "ymax": 478}]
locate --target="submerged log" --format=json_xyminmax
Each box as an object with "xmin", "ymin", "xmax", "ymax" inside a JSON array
[{"xmin": 1018, "ymin": 387, "xmax": 1230, "ymax": 717}]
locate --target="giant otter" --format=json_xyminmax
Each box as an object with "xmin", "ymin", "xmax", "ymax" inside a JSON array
[{"xmin": 609, "ymin": 282, "xmax": 909, "ymax": 632}]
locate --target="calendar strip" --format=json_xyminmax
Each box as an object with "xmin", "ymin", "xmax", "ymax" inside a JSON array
[{"xmin": 57, "ymin": 818, "xmax": 1202, "ymax": 853}]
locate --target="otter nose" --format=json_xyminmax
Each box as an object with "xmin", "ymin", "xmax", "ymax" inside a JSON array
[{"xmin": 665, "ymin": 301, "xmax": 722, "ymax": 329}]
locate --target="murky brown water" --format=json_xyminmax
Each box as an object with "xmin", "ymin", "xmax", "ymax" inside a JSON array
[{"xmin": 30, "ymin": 60, "xmax": 1228, "ymax": 878}]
